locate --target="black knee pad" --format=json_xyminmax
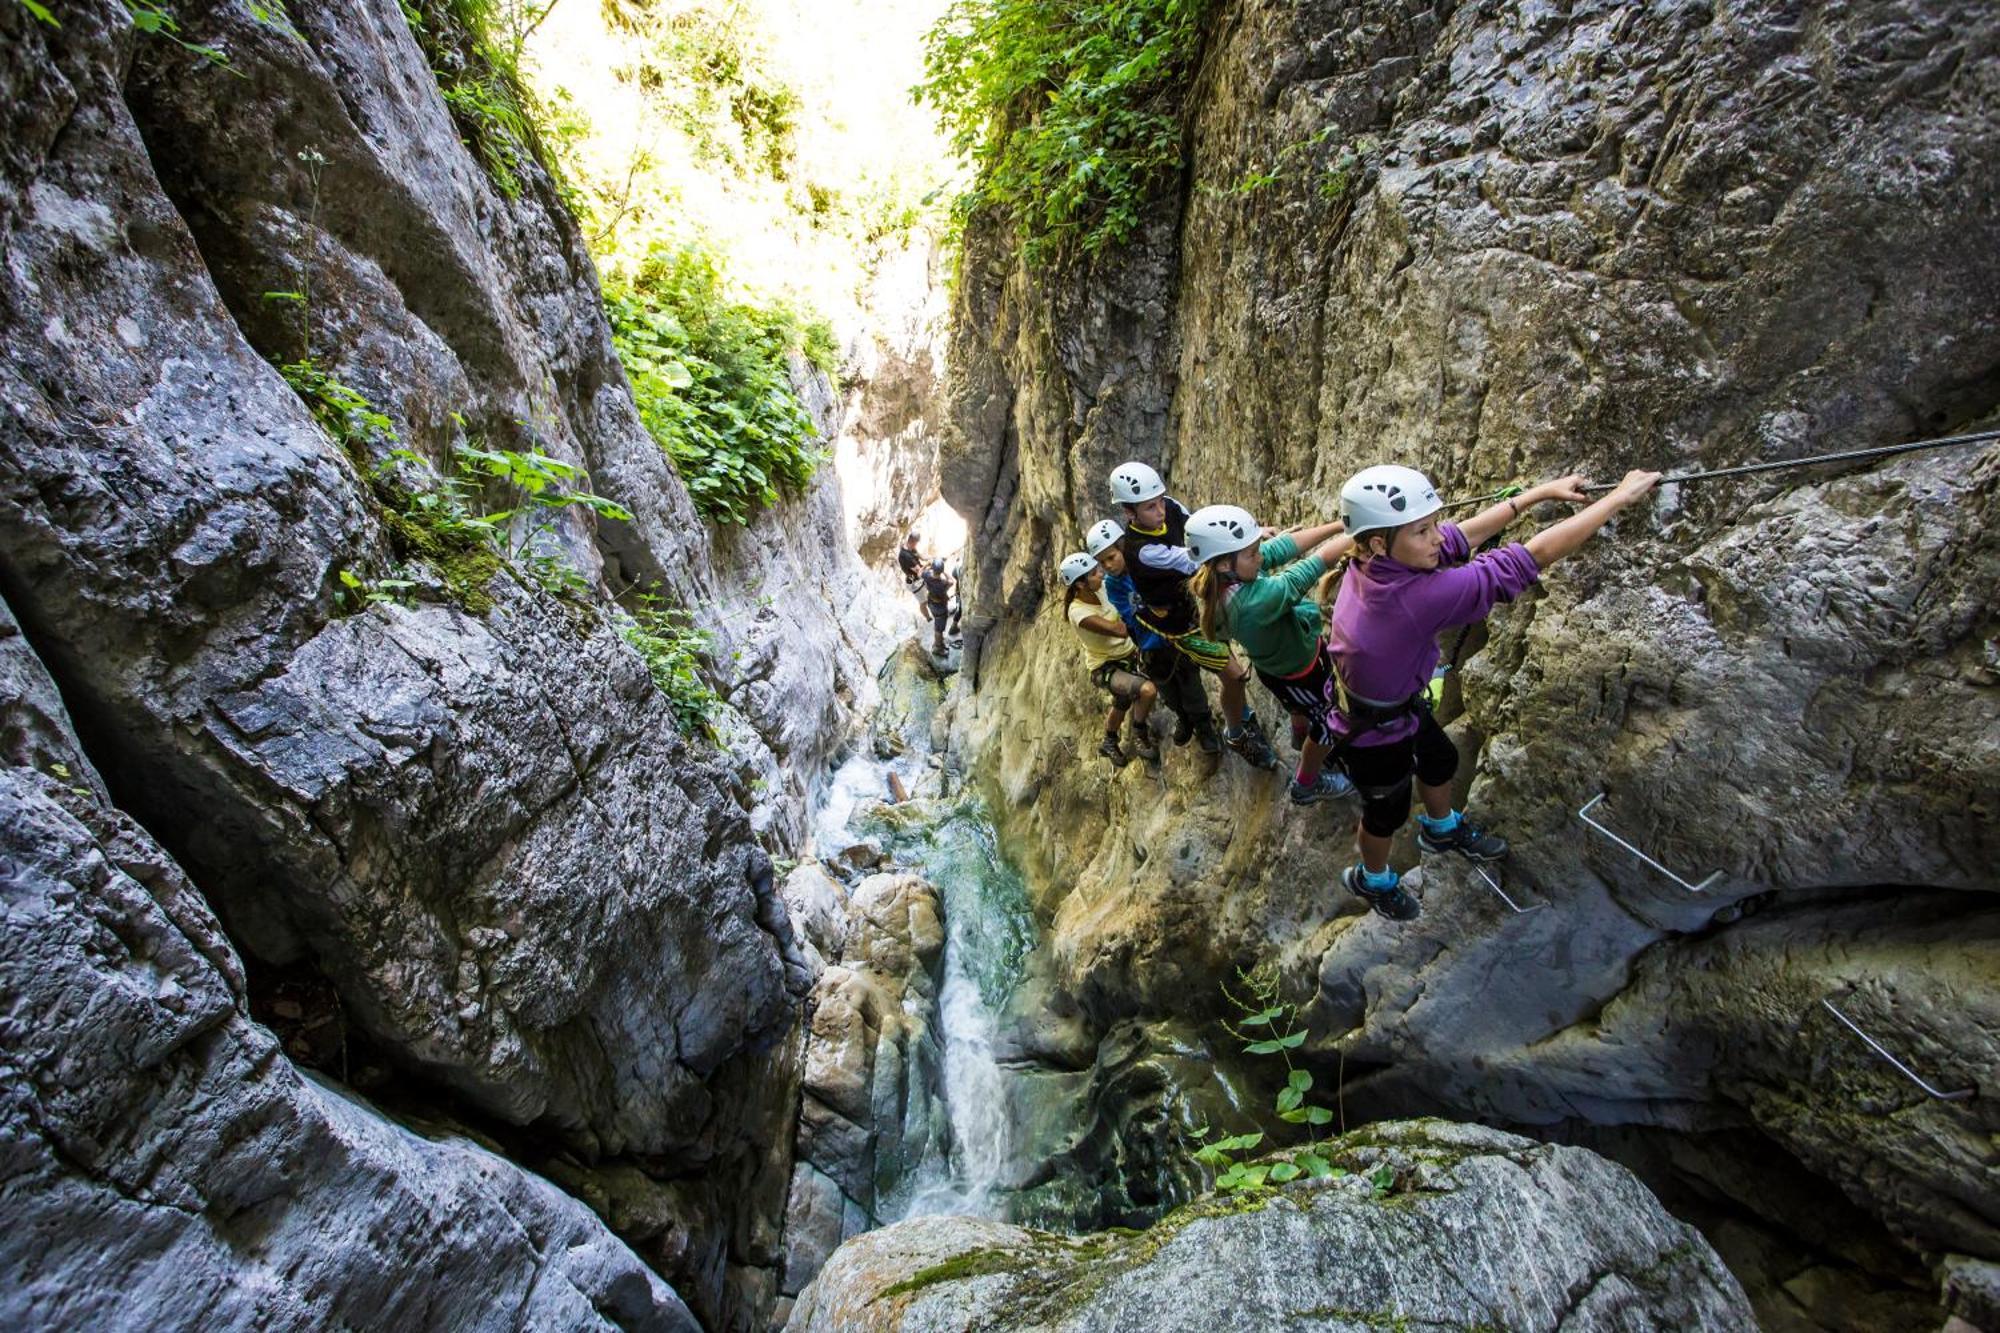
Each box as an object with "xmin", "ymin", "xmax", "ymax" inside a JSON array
[{"xmin": 1359, "ymin": 779, "xmax": 1413, "ymax": 838}]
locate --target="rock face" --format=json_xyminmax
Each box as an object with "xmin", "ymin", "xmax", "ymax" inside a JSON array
[
  {"xmin": 788, "ymin": 1120, "xmax": 1755, "ymax": 1332},
  {"xmin": 783, "ymin": 870, "xmax": 950, "ymax": 1300},
  {"xmin": 0, "ymin": 1, "xmax": 870, "ymax": 1326},
  {"xmin": 940, "ymin": 0, "xmax": 2000, "ymax": 1316},
  {"xmin": 0, "ymin": 595, "xmax": 695, "ymax": 1331}
]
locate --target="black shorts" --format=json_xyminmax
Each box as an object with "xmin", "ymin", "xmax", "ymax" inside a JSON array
[
  {"xmin": 1342, "ymin": 709, "xmax": 1460, "ymax": 838},
  {"xmin": 928, "ymin": 601, "xmax": 950, "ymax": 631},
  {"xmin": 1089, "ymin": 660, "xmax": 1149, "ymax": 705},
  {"xmin": 1255, "ymin": 641, "xmax": 1338, "ymax": 748}
]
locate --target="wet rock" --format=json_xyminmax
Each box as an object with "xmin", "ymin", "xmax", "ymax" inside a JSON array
[
  {"xmin": 788, "ymin": 1120, "xmax": 1754, "ymax": 1331},
  {"xmin": 786, "ymin": 874, "xmax": 949, "ymax": 1295},
  {"xmin": 0, "ymin": 594, "xmax": 694, "ymax": 1332},
  {"xmin": 783, "ymin": 862, "xmax": 852, "ymax": 964}
]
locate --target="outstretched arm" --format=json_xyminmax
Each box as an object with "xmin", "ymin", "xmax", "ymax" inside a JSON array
[
  {"xmin": 1523, "ymin": 471, "xmax": 1661, "ymax": 569},
  {"xmin": 1457, "ymin": 475, "xmax": 1590, "ymax": 548}
]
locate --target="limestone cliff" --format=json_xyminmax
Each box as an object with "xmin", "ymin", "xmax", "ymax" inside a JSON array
[
  {"xmin": 942, "ymin": 0, "xmax": 1999, "ymax": 1322},
  {"xmin": 0, "ymin": 0, "xmax": 875, "ymax": 1326}
]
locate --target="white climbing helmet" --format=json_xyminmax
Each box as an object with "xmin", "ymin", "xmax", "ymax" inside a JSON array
[
  {"xmin": 1058, "ymin": 552, "xmax": 1098, "ymax": 586},
  {"xmin": 1340, "ymin": 464, "xmax": 1442, "ymax": 533},
  {"xmin": 1084, "ymin": 518, "xmax": 1125, "ymax": 557},
  {"xmin": 1184, "ymin": 504, "xmax": 1261, "ymax": 565},
  {"xmin": 1108, "ymin": 461, "xmax": 1166, "ymax": 505}
]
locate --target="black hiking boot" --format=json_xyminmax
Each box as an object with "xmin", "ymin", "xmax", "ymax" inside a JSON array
[
  {"xmin": 1098, "ymin": 735, "xmax": 1131, "ymax": 768},
  {"xmin": 1172, "ymin": 712, "xmax": 1196, "ymax": 747},
  {"xmin": 1224, "ymin": 724, "xmax": 1280, "ymax": 771},
  {"xmin": 1128, "ymin": 724, "xmax": 1160, "ymax": 764},
  {"xmin": 1416, "ymin": 816, "xmax": 1509, "ymax": 862},
  {"xmin": 1342, "ymin": 865, "xmax": 1421, "ymax": 922},
  {"xmin": 1192, "ymin": 717, "xmax": 1223, "ymax": 755}
]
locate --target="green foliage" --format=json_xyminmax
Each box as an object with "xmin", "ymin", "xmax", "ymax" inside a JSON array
[
  {"xmin": 405, "ymin": 0, "xmax": 565, "ymax": 201},
  {"xmin": 335, "ymin": 568, "xmax": 420, "ymax": 612},
  {"xmin": 613, "ymin": 2, "xmax": 800, "ymax": 180},
  {"xmin": 281, "ymin": 359, "xmax": 398, "ymax": 462},
  {"xmin": 1188, "ymin": 965, "xmax": 1354, "ymax": 1194},
  {"xmin": 614, "ymin": 591, "xmax": 721, "ymax": 736},
  {"xmin": 122, "ymin": 0, "xmax": 230, "ymax": 67},
  {"xmin": 605, "ymin": 244, "xmax": 828, "ymax": 524},
  {"xmin": 917, "ymin": 0, "xmax": 1213, "ymax": 264},
  {"xmin": 16, "ymin": 0, "xmax": 59, "ymax": 26}
]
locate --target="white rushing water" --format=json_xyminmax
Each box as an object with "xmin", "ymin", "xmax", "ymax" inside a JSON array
[{"xmin": 806, "ymin": 662, "xmax": 1031, "ymax": 1224}]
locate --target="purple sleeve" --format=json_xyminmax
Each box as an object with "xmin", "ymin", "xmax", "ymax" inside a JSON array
[
  {"xmin": 1439, "ymin": 522, "xmax": 1472, "ymax": 565},
  {"xmin": 1406, "ymin": 542, "xmax": 1542, "ymax": 633}
]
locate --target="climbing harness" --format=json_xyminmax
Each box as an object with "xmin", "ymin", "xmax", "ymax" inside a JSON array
[
  {"xmin": 1819, "ymin": 995, "xmax": 1975, "ymax": 1102},
  {"xmin": 1576, "ymin": 794, "xmax": 1724, "ymax": 893},
  {"xmin": 1444, "ymin": 426, "xmax": 2000, "ymax": 511}
]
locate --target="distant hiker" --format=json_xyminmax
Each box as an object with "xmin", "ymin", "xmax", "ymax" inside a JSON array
[
  {"xmin": 946, "ymin": 556, "xmax": 965, "ymax": 641},
  {"xmin": 1060, "ymin": 552, "xmax": 1160, "ymax": 767},
  {"xmin": 1186, "ymin": 506, "xmax": 1358, "ymax": 806},
  {"xmin": 897, "ymin": 532, "xmax": 924, "ymax": 589},
  {"xmin": 1329, "ymin": 465, "xmax": 1661, "ymax": 920},
  {"xmin": 1088, "ymin": 519, "xmax": 1212, "ymax": 749},
  {"xmin": 921, "ymin": 558, "xmax": 954, "ymax": 655},
  {"xmin": 1109, "ymin": 462, "xmax": 1278, "ymax": 769}
]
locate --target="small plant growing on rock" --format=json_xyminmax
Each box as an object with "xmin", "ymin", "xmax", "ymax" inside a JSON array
[
  {"xmin": 614, "ymin": 590, "xmax": 720, "ymax": 737},
  {"xmin": 1190, "ymin": 965, "xmax": 1349, "ymax": 1192}
]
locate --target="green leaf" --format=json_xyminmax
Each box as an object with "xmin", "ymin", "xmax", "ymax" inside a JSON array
[
  {"xmin": 1268, "ymin": 1161, "xmax": 1301, "ymax": 1183},
  {"xmin": 1276, "ymin": 1030, "xmax": 1306, "ymax": 1050},
  {"xmin": 1213, "ymin": 1132, "xmax": 1263, "ymax": 1153},
  {"xmin": 1238, "ymin": 1005, "xmax": 1282, "ymax": 1027},
  {"xmin": 1370, "ymin": 1165, "xmax": 1395, "ymax": 1195},
  {"xmin": 1244, "ymin": 1039, "xmax": 1283, "ymax": 1056},
  {"xmin": 18, "ymin": 0, "xmax": 59, "ymax": 26},
  {"xmin": 1297, "ymin": 1153, "xmax": 1334, "ymax": 1178},
  {"xmin": 1304, "ymin": 1107, "xmax": 1334, "ymax": 1126},
  {"xmin": 1288, "ymin": 1070, "xmax": 1313, "ymax": 1093},
  {"xmin": 1241, "ymin": 1164, "xmax": 1270, "ymax": 1187},
  {"xmin": 1275, "ymin": 1087, "xmax": 1303, "ymax": 1114},
  {"xmin": 1278, "ymin": 1107, "xmax": 1307, "ymax": 1124}
]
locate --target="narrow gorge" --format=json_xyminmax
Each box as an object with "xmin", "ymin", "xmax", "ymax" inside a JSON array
[{"xmin": 2, "ymin": 2, "xmax": 1995, "ymax": 1332}]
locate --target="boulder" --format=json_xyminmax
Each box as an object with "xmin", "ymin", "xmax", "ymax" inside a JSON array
[{"xmin": 787, "ymin": 1120, "xmax": 1755, "ymax": 1332}]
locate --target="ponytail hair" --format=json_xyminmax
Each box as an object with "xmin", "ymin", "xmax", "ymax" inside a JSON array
[{"xmin": 1193, "ymin": 560, "xmax": 1233, "ymax": 642}]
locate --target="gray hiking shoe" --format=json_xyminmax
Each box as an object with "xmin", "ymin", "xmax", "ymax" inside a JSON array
[{"xmin": 1289, "ymin": 768, "xmax": 1355, "ymax": 806}]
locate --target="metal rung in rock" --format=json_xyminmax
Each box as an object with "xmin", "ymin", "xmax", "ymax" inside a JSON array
[
  {"xmin": 1820, "ymin": 998, "xmax": 1975, "ymax": 1102},
  {"xmin": 1471, "ymin": 863, "xmax": 1545, "ymax": 914},
  {"xmin": 1576, "ymin": 794, "xmax": 1723, "ymax": 893}
]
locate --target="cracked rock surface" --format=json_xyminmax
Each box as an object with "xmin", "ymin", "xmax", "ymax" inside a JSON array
[
  {"xmin": 0, "ymin": 593, "xmax": 695, "ymax": 1331},
  {"xmin": 939, "ymin": 0, "xmax": 1999, "ymax": 1318},
  {"xmin": 787, "ymin": 1120, "xmax": 1754, "ymax": 1332}
]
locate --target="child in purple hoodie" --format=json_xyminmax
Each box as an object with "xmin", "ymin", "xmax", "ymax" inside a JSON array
[{"xmin": 1329, "ymin": 464, "xmax": 1661, "ymax": 920}]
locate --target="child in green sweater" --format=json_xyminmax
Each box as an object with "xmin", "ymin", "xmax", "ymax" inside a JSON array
[{"xmin": 1187, "ymin": 505, "xmax": 1356, "ymax": 805}]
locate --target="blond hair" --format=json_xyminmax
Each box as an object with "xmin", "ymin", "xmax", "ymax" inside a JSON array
[{"xmin": 1192, "ymin": 560, "xmax": 1233, "ymax": 642}]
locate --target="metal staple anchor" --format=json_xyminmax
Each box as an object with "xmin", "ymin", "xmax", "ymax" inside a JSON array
[
  {"xmin": 1820, "ymin": 998, "xmax": 1975, "ymax": 1102},
  {"xmin": 1471, "ymin": 863, "xmax": 1545, "ymax": 914},
  {"xmin": 1576, "ymin": 794, "xmax": 1723, "ymax": 893}
]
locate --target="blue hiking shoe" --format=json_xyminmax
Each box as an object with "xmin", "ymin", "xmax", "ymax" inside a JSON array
[
  {"xmin": 1342, "ymin": 864, "xmax": 1421, "ymax": 921},
  {"xmin": 1289, "ymin": 769, "xmax": 1355, "ymax": 806},
  {"xmin": 1416, "ymin": 815, "xmax": 1509, "ymax": 862}
]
